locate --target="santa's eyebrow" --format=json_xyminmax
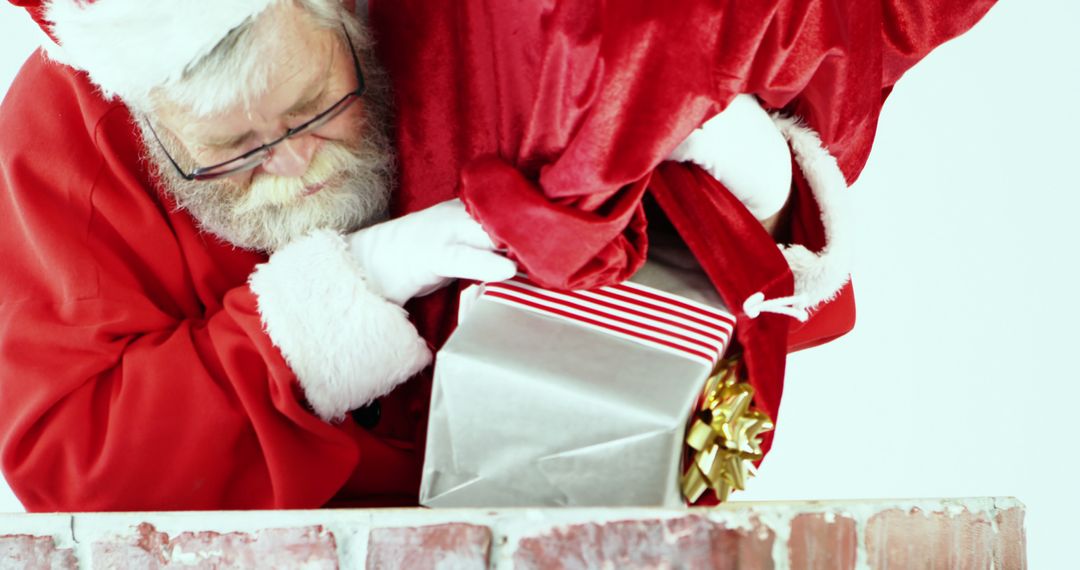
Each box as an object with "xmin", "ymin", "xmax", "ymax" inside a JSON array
[
  {"xmin": 199, "ymin": 131, "xmax": 254, "ymax": 150},
  {"xmin": 196, "ymin": 80, "xmax": 325, "ymax": 149},
  {"xmin": 284, "ymin": 79, "xmax": 329, "ymax": 116},
  {"xmin": 198, "ymin": 39, "xmax": 339, "ymax": 149}
]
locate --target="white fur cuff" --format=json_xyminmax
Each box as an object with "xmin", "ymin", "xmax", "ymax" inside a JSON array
[{"xmin": 249, "ymin": 229, "xmax": 433, "ymax": 422}]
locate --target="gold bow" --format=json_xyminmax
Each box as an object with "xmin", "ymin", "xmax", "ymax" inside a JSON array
[{"xmin": 681, "ymin": 358, "xmax": 774, "ymax": 503}]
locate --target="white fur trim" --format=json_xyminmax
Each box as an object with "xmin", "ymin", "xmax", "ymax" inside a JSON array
[
  {"xmin": 772, "ymin": 115, "xmax": 854, "ymax": 310},
  {"xmin": 44, "ymin": 0, "xmax": 277, "ymax": 103},
  {"xmin": 248, "ymin": 229, "xmax": 433, "ymax": 422}
]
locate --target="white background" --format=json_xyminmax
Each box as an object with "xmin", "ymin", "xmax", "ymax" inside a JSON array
[{"xmin": 1, "ymin": 1, "xmax": 1076, "ymax": 567}]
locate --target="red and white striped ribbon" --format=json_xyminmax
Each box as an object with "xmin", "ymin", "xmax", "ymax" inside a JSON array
[{"xmin": 482, "ymin": 276, "xmax": 736, "ymax": 369}]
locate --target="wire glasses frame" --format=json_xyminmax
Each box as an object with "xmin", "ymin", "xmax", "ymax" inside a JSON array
[{"xmin": 148, "ymin": 26, "xmax": 366, "ymax": 182}]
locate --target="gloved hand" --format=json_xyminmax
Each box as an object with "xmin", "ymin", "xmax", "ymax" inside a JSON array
[
  {"xmin": 668, "ymin": 94, "xmax": 793, "ymax": 221},
  {"xmin": 347, "ymin": 199, "xmax": 517, "ymax": 305}
]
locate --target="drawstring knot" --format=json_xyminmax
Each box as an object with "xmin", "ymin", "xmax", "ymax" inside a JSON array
[{"xmin": 742, "ymin": 292, "xmax": 809, "ymax": 322}]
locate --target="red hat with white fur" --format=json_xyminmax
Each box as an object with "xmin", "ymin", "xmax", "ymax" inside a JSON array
[{"xmin": 10, "ymin": 0, "xmax": 281, "ymax": 104}]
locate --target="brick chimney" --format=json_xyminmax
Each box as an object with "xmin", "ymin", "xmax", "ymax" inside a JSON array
[{"xmin": 0, "ymin": 497, "xmax": 1025, "ymax": 569}]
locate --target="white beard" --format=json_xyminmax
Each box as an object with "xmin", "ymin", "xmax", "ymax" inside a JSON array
[{"xmin": 139, "ymin": 115, "xmax": 394, "ymax": 253}]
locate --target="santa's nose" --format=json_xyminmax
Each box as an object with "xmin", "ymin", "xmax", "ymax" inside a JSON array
[{"xmin": 260, "ymin": 136, "xmax": 322, "ymax": 178}]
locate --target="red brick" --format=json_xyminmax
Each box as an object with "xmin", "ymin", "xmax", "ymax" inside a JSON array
[
  {"xmin": 366, "ymin": 523, "xmax": 491, "ymax": 570},
  {"xmin": 513, "ymin": 515, "xmax": 775, "ymax": 570},
  {"xmin": 992, "ymin": 507, "xmax": 1027, "ymax": 570},
  {"xmin": 0, "ymin": 535, "xmax": 76, "ymax": 570},
  {"xmin": 866, "ymin": 508, "xmax": 995, "ymax": 570},
  {"xmin": 718, "ymin": 517, "xmax": 776, "ymax": 570},
  {"xmin": 92, "ymin": 522, "xmax": 338, "ymax": 569},
  {"xmin": 788, "ymin": 513, "xmax": 857, "ymax": 570}
]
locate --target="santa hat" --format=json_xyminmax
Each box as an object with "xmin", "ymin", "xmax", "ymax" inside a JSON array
[{"xmin": 12, "ymin": 0, "xmax": 281, "ymax": 103}]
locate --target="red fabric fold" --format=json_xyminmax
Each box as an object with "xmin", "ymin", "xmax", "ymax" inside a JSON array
[{"xmin": 460, "ymin": 155, "xmax": 648, "ymax": 289}]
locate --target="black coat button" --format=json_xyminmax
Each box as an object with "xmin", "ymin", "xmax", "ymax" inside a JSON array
[{"xmin": 351, "ymin": 400, "xmax": 381, "ymax": 429}]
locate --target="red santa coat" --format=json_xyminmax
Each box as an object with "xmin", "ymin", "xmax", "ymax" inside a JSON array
[
  {"xmin": 0, "ymin": 0, "xmax": 993, "ymax": 511},
  {"xmin": 0, "ymin": 53, "xmax": 436, "ymax": 510}
]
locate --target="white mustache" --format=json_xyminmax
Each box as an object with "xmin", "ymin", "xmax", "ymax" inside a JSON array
[{"xmin": 233, "ymin": 143, "xmax": 356, "ymax": 215}]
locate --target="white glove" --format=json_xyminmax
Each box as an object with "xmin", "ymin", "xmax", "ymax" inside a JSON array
[
  {"xmin": 669, "ymin": 94, "xmax": 793, "ymax": 221},
  {"xmin": 347, "ymin": 199, "xmax": 517, "ymax": 305}
]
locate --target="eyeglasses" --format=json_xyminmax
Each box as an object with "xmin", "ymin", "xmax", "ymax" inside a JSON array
[{"xmin": 149, "ymin": 26, "xmax": 366, "ymax": 181}]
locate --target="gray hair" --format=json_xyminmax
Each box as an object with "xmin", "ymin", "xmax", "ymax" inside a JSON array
[{"xmin": 145, "ymin": 0, "xmax": 371, "ymax": 118}]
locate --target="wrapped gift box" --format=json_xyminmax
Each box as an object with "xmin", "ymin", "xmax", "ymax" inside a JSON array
[{"xmin": 420, "ymin": 271, "xmax": 736, "ymax": 507}]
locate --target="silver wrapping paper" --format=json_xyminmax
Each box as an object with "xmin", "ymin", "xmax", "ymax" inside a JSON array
[{"xmin": 420, "ymin": 256, "xmax": 731, "ymax": 507}]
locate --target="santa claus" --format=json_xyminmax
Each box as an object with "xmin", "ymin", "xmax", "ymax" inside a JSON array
[{"xmin": 0, "ymin": 0, "xmax": 993, "ymax": 510}]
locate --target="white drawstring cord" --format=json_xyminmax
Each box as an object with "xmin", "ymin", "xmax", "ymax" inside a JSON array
[{"xmin": 742, "ymin": 292, "xmax": 809, "ymax": 322}]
